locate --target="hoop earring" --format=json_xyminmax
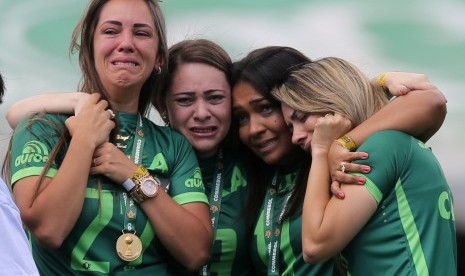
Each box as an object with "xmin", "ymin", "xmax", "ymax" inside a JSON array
[{"xmin": 154, "ymin": 66, "xmax": 162, "ymax": 75}]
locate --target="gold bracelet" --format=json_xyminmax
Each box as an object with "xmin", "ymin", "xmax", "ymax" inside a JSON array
[
  {"xmin": 131, "ymin": 165, "xmax": 149, "ymax": 186},
  {"xmin": 377, "ymin": 72, "xmax": 388, "ymax": 88},
  {"xmin": 336, "ymin": 135, "xmax": 357, "ymax": 151}
]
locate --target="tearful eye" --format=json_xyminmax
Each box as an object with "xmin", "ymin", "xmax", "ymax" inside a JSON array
[{"xmin": 175, "ymin": 98, "xmax": 194, "ymax": 106}]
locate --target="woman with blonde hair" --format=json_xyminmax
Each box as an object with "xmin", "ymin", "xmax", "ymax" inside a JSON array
[{"xmin": 272, "ymin": 57, "xmax": 456, "ymax": 275}]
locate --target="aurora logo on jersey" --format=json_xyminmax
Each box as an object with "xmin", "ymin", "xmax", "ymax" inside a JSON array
[
  {"xmin": 15, "ymin": 140, "xmax": 49, "ymax": 167},
  {"xmin": 185, "ymin": 168, "xmax": 204, "ymax": 188}
]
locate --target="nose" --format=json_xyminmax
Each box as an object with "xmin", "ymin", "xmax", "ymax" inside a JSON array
[
  {"xmin": 193, "ymin": 100, "xmax": 211, "ymax": 121},
  {"xmin": 117, "ymin": 31, "xmax": 135, "ymax": 53},
  {"xmin": 291, "ymin": 127, "xmax": 307, "ymax": 149},
  {"xmin": 248, "ymin": 115, "xmax": 266, "ymax": 137}
]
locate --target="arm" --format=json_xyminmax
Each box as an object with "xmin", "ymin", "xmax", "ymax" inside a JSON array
[
  {"xmin": 91, "ymin": 143, "xmax": 212, "ymax": 270},
  {"xmin": 302, "ymin": 115, "xmax": 377, "ymax": 263},
  {"xmin": 360, "ymin": 72, "xmax": 446, "ymax": 143},
  {"xmin": 330, "ymin": 72, "xmax": 447, "ymax": 188},
  {"xmin": 12, "ymin": 94, "xmax": 114, "ymax": 248},
  {"xmin": 6, "ymin": 92, "xmax": 86, "ymax": 128}
]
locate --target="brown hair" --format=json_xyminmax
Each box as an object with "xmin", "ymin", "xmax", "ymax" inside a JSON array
[{"xmin": 71, "ymin": 0, "xmax": 168, "ymax": 116}]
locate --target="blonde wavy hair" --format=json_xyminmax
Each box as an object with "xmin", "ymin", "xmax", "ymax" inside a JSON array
[{"xmin": 272, "ymin": 57, "xmax": 388, "ymax": 127}]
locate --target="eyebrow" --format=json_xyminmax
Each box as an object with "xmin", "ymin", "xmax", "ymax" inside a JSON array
[
  {"xmin": 290, "ymin": 110, "xmax": 298, "ymax": 121},
  {"xmin": 172, "ymin": 89, "xmax": 226, "ymax": 96},
  {"xmin": 232, "ymin": 97, "xmax": 268, "ymax": 112},
  {"xmin": 249, "ymin": 97, "xmax": 268, "ymax": 106},
  {"xmin": 102, "ymin": 20, "xmax": 153, "ymax": 29}
]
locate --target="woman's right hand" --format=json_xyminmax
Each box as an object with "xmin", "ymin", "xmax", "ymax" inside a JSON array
[
  {"xmin": 65, "ymin": 93, "xmax": 115, "ymax": 148},
  {"xmin": 90, "ymin": 142, "xmax": 138, "ymax": 184}
]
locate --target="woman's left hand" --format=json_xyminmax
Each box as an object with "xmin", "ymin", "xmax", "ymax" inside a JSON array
[
  {"xmin": 328, "ymin": 142, "xmax": 370, "ymax": 199},
  {"xmin": 90, "ymin": 142, "xmax": 138, "ymax": 184}
]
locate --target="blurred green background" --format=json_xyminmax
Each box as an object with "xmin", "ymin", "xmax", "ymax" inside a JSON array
[{"xmin": 0, "ymin": 0, "xmax": 463, "ymax": 266}]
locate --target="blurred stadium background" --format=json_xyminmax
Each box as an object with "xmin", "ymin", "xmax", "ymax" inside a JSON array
[{"xmin": 0, "ymin": 0, "xmax": 463, "ymax": 272}]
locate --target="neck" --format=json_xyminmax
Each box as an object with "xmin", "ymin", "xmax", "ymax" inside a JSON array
[
  {"xmin": 107, "ymin": 87, "xmax": 140, "ymax": 114},
  {"xmin": 197, "ymin": 147, "xmax": 219, "ymax": 160}
]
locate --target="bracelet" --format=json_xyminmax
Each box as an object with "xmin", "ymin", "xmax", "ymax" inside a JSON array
[
  {"xmin": 336, "ymin": 135, "xmax": 357, "ymax": 151},
  {"xmin": 131, "ymin": 165, "xmax": 149, "ymax": 186},
  {"xmin": 377, "ymin": 72, "xmax": 388, "ymax": 88},
  {"xmin": 122, "ymin": 178, "xmax": 136, "ymax": 192}
]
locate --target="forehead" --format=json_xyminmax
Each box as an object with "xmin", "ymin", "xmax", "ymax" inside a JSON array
[
  {"xmin": 171, "ymin": 63, "xmax": 229, "ymax": 90},
  {"xmin": 280, "ymin": 103, "xmax": 294, "ymax": 120},
  {"xmin": 99, "ymin": 0, "xmax": 154, "ymax": 26},
  {"xmin": 232, "ymin": 82, "xmax": 263, "ymax": 105}
]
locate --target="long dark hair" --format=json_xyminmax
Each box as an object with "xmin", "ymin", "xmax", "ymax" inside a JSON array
[{"xmin": 231, "ymin": 46, "xmax": 312, "ymax": 225}]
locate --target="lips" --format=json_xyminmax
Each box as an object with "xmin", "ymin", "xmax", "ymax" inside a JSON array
[
  {"xmin": 190, "ymin": 126, "xmax": 218, "ymax": 137},
  {"xmin": 110, "ymin": 57, "xmax": 140, "ymax": 69},
  {"xmin": 113, "ymin": 61, "xmax": 137, "ymax": 67},
  {"xmin": 252, "ymin": 138, "xmax": 277, "ymax": 155}
]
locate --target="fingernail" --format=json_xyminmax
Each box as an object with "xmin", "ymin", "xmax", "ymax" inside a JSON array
[
  {"xmin": 338, "ymin": 192, "xmax": 345, "ymax": 199},
  {"xmin": 363, "ymin": 166, "xmax": 371, "ymax": 173},
  {"xmin": 362, "ymin": 153, "xmax": 368, "ymax": 159},
  {"xmin": 358, "ymin": 177, "xmax": 366, "ymax": 184}
]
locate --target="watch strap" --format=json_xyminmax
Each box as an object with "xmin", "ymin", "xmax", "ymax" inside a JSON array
[{"xmin": 122, "ymin": 178, "xmax": 136, "ymax": 192}]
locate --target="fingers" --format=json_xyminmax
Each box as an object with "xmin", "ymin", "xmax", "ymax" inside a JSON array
[
  {"xmin": 330, "ymin": 181, "xmax": 345, "ymax": 199},
  {"xmin": 332, "ymin": 171, "xmax": 366, "ymax": 186}
]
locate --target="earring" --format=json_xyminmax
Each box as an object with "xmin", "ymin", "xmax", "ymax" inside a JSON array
[
  {"xmin": 154, "ymin": 66, "xmax": 162, "ymax": 75},
  {"xmin": 161, "ymin": 111, "xmax": 170, "ymax": 126}
]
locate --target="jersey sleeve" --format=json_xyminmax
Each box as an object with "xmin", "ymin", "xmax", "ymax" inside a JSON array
[
  {"xmin": 9, "ymin": 115, "xmax": 67, "ymax": 186},
  {"xmin": 146, "ymin": 126, "xmax": 207, "ymax": 206},
  {"xmin": 353, "ymin": 130, "xmax": 413, "ymax": 204}
]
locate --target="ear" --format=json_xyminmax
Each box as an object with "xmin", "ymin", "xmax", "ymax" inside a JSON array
[{"xmin": 153, "ymin": 56, "xmax": 164, "ymax": 73}]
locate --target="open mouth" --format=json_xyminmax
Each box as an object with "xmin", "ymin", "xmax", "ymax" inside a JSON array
[{"xmin": 112, "ymin": 61, "xmax": 138, "ymax": 67}]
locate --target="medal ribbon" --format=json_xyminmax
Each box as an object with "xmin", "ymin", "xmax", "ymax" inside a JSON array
[
  {"xmin": 200, "ymin": 149, "xmax": 225, "ymax": 276},
  {"xmin": 265, "ymin": 171, "xmax": 292, "ymax": 276},
  {"xmin": 122, "ymin": 114, "xmax": 145, "ymax": 230},
  {"xmin": 118, "ymin": 114, "xmax": 145, "ymax": 261}
]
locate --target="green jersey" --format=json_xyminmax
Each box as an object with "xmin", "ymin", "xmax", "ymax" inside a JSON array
[
  {"xmin": 10, "ymin": 113, "xmax": 208, "ymax": 275},
  {"xmin": 342, "ymin": 130, "xmax": 456, "ymax": 275},
  {"xmin": 168, "ymin": 150, "xmax": 253, "ymax": 276},
  {"xmin": 251, "ymin": 166, "xmax": 334, "ymax": 276},
  {"xmin": 201, "ymin": 150, "xmax": 253, "ymax": 276}
]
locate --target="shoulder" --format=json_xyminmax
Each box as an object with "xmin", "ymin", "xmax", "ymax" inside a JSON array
[
  {"xmin": 362, "ymin": 130, "xmax": 413, "ymax": 149},
  {"xmin": 14, "ymin": 113, "xmax": 68, "ymax": 139},
  {"xmin": 142, "ymin": 118, "xmax": 188, "ymax": 142}
]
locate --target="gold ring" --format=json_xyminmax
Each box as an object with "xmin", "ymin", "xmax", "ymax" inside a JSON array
[
  {"xmin": 340, "ymin": 162, "xmax": 347, "ymax": 173},
  {"xmin": 108, "ymin": 109, "xmax": 116, "ymax": 120}
]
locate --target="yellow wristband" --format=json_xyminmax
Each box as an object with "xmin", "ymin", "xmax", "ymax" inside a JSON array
[
  {"xmin": 377, "ymin": 72, "xmax": 387, "ymax": 88},
  {"xmin": 131, "ymin": 165, "xmax": 149, "ymax": 186},
  {"xmin": 336, "ymin": 135, "xmax": 357, "ymax": 151}
]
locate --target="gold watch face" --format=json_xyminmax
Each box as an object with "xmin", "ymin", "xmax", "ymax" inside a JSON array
[{"xmin": 141, "ymin": 177, "xmax": 158, "ymax": 197}]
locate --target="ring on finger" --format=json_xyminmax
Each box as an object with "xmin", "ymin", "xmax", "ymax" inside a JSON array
[
  {"xmin": 325, "ymin": 113, "xmax": 331, "ymax": 117},
  {"xmin": 340, "ymin": 161, "xmax": 347, "ymax": 173},
  {"xmin": 108, "ymin": 109, "xmax": 116, "ymax": 120}
]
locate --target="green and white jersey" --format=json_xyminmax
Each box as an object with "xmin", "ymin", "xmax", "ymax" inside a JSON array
[
  {"xmin": 10, "ymin": 113, "xmax": 208, "ymax": 275},
  {"xmin": 251, "ymin": 166, "xmax": 334, "ymax": 276},
  {"xmin": 342, "ymin": 130, "xmax": 457, "ymax": 275}
]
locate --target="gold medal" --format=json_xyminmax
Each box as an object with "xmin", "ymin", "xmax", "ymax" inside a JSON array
[{"xmin": 116, "ymin": 233, "xmax": 143, "ymax": 262}]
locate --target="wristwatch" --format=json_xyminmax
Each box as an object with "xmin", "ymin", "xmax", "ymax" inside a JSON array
[{"xmin": 130, "ymin": 166, "xmax": 160, "ymax": 203}]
